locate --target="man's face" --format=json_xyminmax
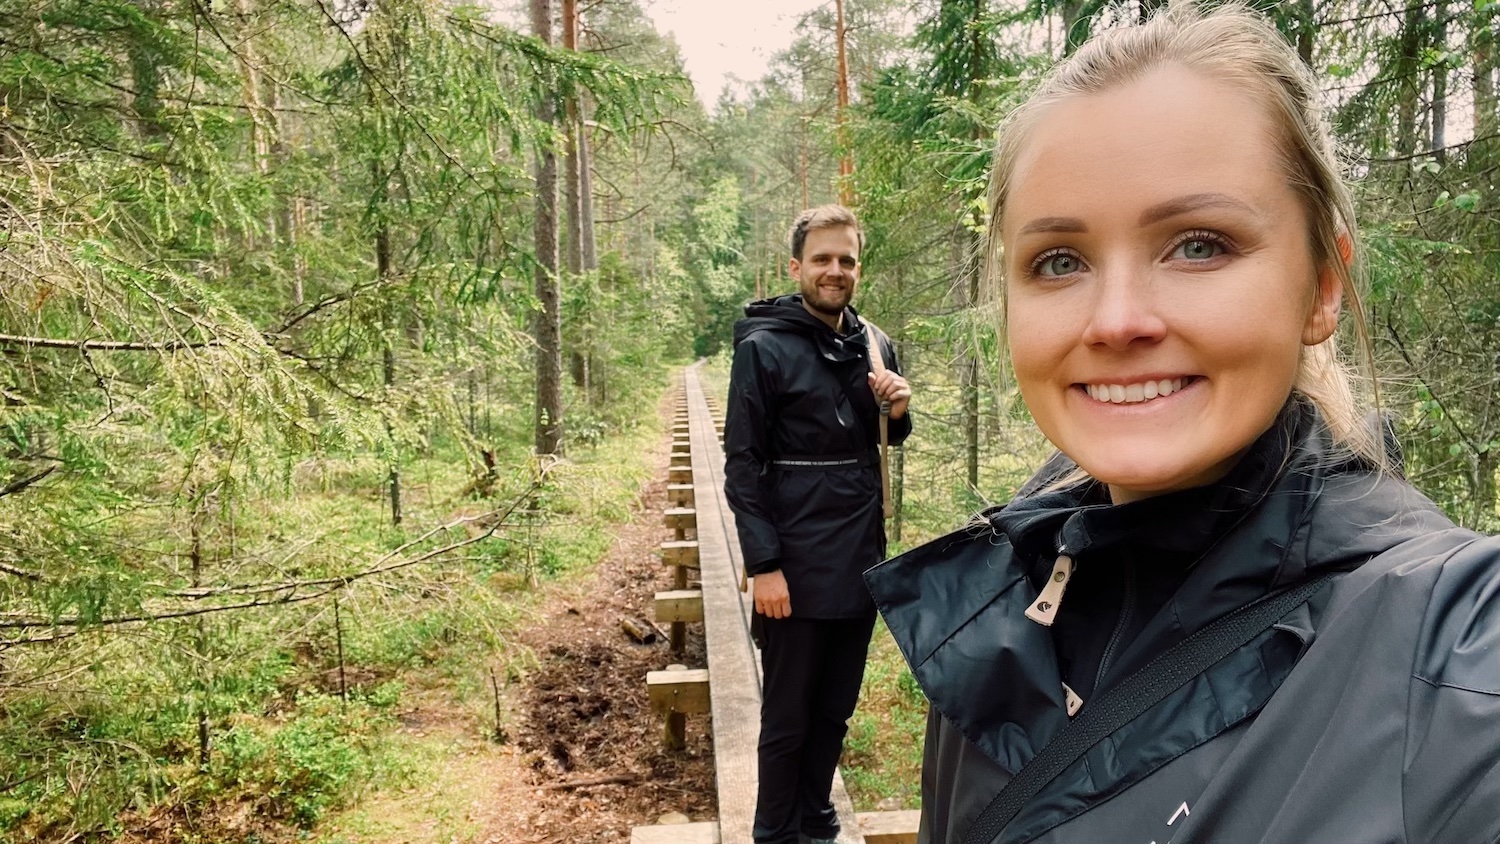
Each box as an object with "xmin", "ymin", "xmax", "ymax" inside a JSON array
[{"xmin": 790, "ymin": 225, "xmax": 861, "ymax": 317}]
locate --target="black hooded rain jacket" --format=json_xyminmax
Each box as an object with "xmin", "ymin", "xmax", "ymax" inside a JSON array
[
  {"xmin": 724, "ymin": 294, "xmax": 911, "ymax": 619},
  {"xmin": 865, "ymin": 401, "xmax": 1500, "ymax": 844}
]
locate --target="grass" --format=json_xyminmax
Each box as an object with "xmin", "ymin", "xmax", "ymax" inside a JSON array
[
  {"xmin": 0, "ymin": 368, "xmax": 674, "ymax": 843},
  {"xmin": 843, "ymin": 620, "xmax": 927, "ymax": 810}
]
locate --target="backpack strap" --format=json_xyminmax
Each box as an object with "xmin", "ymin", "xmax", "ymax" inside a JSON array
[{"xmin": 865, "ymin": 325, "xmax": 894, "ymax": 519}]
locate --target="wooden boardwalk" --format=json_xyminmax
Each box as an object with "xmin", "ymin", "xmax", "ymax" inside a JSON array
[{"xmin": 633, "ymin": 364, "xmax": 914, "ymax": 844}]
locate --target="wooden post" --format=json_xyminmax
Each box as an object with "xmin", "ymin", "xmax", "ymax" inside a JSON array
[
  {"xmin": 648, "ymin": 664, "xmax": 710, "ymax": 751},
  {"xmin": 655, "ymin": 589, "xmax": 703, "ymax": 656}
]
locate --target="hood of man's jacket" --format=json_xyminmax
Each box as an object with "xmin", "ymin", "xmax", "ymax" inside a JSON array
[{"xmin": 733, "ymin": 294, "xmax": 874, "ymax": 366}]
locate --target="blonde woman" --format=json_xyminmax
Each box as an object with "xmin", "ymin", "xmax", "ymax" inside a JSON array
[{"xmin": 865, "ymin": 4, "xmax": 1500, "ymax": 843}]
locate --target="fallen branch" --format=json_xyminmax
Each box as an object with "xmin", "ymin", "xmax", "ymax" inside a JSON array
[
  {"xmin": 0, "ymin": 480, "xmax": 541, "ymax": 630},
  {"xmin": 0, "ymin": 333, "xmax": 220, "ymax": 352},
  {"xmin": 542, "ymin": 774, "xmax": 637, "ymax": 791},
  {"xmin": 0, "ymin": 465, "xmax": 57, "ymax": 499},
  {"xmin": 0, "ymin": 561, "xmax": 49, "ymax": 582}
]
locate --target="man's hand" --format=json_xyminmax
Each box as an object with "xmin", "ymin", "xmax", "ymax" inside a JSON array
[
  {"xmin": 753, "ymin": 569, "xmax": 792, "ymax": 618},
  {"xmin": 868, "ymin": 371, "xmax": 912, "ymax": 420}
]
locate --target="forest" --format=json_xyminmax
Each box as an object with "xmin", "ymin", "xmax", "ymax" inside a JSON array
[{"xmin": 1, "ymin": 0, "xmax": 1497, "ymax": 840}]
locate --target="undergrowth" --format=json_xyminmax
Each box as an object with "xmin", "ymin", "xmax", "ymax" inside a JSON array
[{"xmin": 0, "ymin": 371, "xmax": 671, "ymax": 842}]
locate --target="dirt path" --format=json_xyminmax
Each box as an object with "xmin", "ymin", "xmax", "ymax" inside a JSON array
[{"xmin": 481, "ymin": 396, "xmax": 718, "ymax": 843}]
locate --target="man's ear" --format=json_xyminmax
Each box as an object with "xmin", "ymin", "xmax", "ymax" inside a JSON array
[
  {"xmin": 788, "ymin": 257, "xmax": 802, "ymax": 282},
  {"xmin": 1303, "ymin": 235, "xmax": 1349, "ymax": 345}
]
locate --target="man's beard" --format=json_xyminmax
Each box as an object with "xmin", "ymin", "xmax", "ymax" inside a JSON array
[
  {"xmin": 807, "ymin": 297, "xmax": 844, "ymax": 316},
  {"xmin": 805, "ymin": 288, "xmax": 847, "ymax": 316}
]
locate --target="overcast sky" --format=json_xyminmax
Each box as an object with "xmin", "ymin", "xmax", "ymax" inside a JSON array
[{"xmin": 641, "ymin": 0, "xmax": 827, "ymax": 106}]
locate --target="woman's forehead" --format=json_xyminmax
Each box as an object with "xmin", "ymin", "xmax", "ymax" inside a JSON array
[{"xmin": 1002, "ymin": 67, "xmax": 1287, "ymax": 231}]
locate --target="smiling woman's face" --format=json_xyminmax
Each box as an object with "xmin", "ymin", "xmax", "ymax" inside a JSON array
[{"xmin": 1002, "ymin": 65, "xmax": 1342, "ymax": 503}]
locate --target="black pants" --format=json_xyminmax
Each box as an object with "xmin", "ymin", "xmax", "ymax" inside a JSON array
[{"xmin": 752, "ymin": 612, "xmax": 877, "ymax": 844}]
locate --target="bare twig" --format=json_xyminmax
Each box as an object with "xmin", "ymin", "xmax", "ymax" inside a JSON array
[
  {"xmin": 542, "ymin": 774, "xmax": 637, "ymax": 791},
  {"xmin": 0, "ymin": 481, "xmax": 542, "ymax": 632},
  {"xmin": 0, "ymin": 465, "xmax": 57, "ymax": 498},
  {"xmin": 0, "ymin": 561, "xmax": 49, "ymax": 582},
  {"xmin": 0, "ymin": 334, "xmax": 219, "ymax": 352}
]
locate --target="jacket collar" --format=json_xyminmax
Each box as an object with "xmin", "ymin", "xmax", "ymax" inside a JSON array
[
  {"xmin": 734, "ymin": 295, "xmax": 871, "ymax": 364},
  {"xmin": 865, "ymin": 400, "xmax": 1449, "ymax": 777}
]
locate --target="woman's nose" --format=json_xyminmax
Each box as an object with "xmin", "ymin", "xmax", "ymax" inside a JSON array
[{"xmin": 1079, "ymin": 267, "xmax": 1167, "ymax": 350}]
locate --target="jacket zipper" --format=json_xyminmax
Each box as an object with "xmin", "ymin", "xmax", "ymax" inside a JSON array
[{"xmin": 1094, "ymin": 561, "xmax": 1136, "ymax": 694}]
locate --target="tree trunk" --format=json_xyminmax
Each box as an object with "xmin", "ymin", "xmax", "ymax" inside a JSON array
[
  {"xmin": 1476, "ymin": 13, "xmax": 1498, "ymax": 140},
  {"xmin": 191, "ymin": 509, "xmax": 211, "ymax": 771},
  {"xmin": 1295, "ymin": 0, "xmax": 1315, "ymax": 67},
  {"xmin": 561, "ymin": 0, "xmax": 595, "ymax": 401},
  {"xmin": 835, "ymin": 0, "xmax": 854, "ymax": 206},
  {"xmin": 1396, "ymin": 3, "xmax": 1426, "ymax": 156},
  {"xmin": 234, "ymin": 0, "xmax": 273, "ymax": 245},
  {"xmin": 374, "ymin": 154, "xmax": 402, "ymax": 525},
  {"xmin": 579, "ymin": 120, "xmax": 598, "ymax": 271},
  {"xmin": 533, "ymin": 0, "xmax": 564, "ymax": 455},
  {"xmin": 1432, "ymin": 0, "xmax": 1448, "ymax": 162}
]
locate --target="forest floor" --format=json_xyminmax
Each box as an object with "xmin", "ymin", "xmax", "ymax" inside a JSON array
[{"xmin": 309, "ymin": 390, "xmax": 719, "ymax": 844}]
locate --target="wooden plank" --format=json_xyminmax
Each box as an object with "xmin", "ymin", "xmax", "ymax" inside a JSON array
[
  {"xmin": 680, "ymin": 367, "xmax": 763, "ymax": 843},
  {"xmin": 655, "ymin": 589, "xmax": 704, "ymax": 623},
  {"xmin": 857, "ymin": 811, "xmax": 921, "ymax": 844},
  {"xmin": 630, "ymin": 822, "xmax": 721, "ymax": 844},
  {"xmin": 672, "ymin": 441, "xmax": 691, "ymax": 453},
  {"xmin": 669, "ymin": 466, "xmax": 693, "ymax": 484},
  {"xmin": 660, "ymin": 540, "xmax": 699, "ymax": 567},
  {"xmin": 663, "ymin": 508, "xmax": 697, "ymax": 532},
  {"xmin": 676, "ymin": 365, "xmax": 867, "ymax": 843},
  {"xmin": 647, "ymin": 668, "xmax": 711, "ymax": 715},
  {"xmin": 667, "ymin": 484, "xmax": 695, "ymax": 507},
  {"xmin": 671, "ymin": 453, "xmax": 692, "ymax": 468}
]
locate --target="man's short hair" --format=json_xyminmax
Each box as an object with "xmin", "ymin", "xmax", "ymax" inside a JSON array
[{"xmin": 788, "ymin": 204, "xmax": 865, "ymax": 260}]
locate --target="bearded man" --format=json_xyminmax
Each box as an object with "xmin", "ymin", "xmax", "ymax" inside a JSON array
[{"xmin": 723, "ymin": 204, "xmax": 913, "ymax": 844}]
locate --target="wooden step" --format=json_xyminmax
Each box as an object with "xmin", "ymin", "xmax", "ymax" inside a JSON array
[
  {"xmin": 858, "ymin": 809, "xmax": 921, "ymax": 844},
  {"xmin": 663, "ymin": 508, "xmax": 697, "ymax": 532},
  {"xmin": 647, "ymin": 667, "xmax": 711, "ymax": 715},
  {"xmin": 668, "ymin": 466, "xmax": 692, "ymax": 484},
  {"xmin": 648, "ymin": 665, "xmax": 711, "ymax": 750},
  {"xmin": 667, "ymin": 484, "xmax": 694, "ymax": 507},
  {"xmin": 630, "ymin": 822, "xmax": 719, "ymax": 844},
  {"xmin": 655, "ymin": 589, "xmax": 704, "ymax": 624},
  {"xmin": 660, "ymin": 540, "xmax": 699, "ymax": 567}
]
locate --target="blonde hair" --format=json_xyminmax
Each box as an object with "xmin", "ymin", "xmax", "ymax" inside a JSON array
[{"xmin": 986, "ymin": 1, "xmax": 1385, "ymax": 473}]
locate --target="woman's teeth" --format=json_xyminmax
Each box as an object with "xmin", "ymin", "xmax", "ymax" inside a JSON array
[{"xmin": 1085, "ymin": 378, "xmax": 1186, "ymax": 404}]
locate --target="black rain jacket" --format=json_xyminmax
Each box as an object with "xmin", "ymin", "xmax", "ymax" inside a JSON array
[
  {"xmin": 865, "ymin": 401, "xmax": 1500, "ymax": 844},
  {"xmin": 724, "ymin": 294, "xmax": 911, "ymax": 619}
]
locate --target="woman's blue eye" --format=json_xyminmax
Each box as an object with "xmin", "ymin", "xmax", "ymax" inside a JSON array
[
  {"xmin": 1039, "ymin": 253, "xmax": 1080, "ymax": 276},
  {"xmin": 1176, "ymin": 239, "xmax": 1223, "ymax": 260}
]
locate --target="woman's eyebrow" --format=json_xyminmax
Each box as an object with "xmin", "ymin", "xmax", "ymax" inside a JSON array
[
  {"xmin": 1138, "ymin": 192, "xmax": 1258, "ymax": 225},
  {"xmin": 1017, "ymin": 216, "xmax": 1088, "ymax": 235}
]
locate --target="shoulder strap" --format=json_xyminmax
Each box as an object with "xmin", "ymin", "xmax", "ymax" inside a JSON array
[
  {"xmin": 959, "ymin": 573, "xmax": 1334, "ymax": 844},
  {"xmin": 865, "ymin": 324, "xmax": 887, "ymax": 377}
]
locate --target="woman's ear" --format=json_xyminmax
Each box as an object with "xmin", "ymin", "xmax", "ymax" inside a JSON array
[{"xmin": 1303, "ymin": 234, "xmax": 1349, "ymax": 346}]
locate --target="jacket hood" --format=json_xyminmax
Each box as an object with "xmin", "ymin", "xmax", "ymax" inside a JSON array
[{"xmin": 732, "ymin": 294, "xmax": 866, "ymax": 345}]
